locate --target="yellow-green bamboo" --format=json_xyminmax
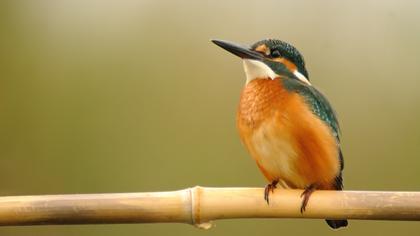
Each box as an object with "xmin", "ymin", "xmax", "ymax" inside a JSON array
[{"xmin": 0, "ymin": 187, "xmax": 419, "ymax": 228}]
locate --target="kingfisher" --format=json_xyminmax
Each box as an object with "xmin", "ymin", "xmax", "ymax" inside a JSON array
[{"xmin": 212, "ymin": 39, "xmax": 348, "ymax": 229}]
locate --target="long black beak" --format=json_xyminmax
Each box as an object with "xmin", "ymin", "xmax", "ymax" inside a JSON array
[{"xmin": 211, "ymin": 39, "xmax": 263, "ymax": 60}]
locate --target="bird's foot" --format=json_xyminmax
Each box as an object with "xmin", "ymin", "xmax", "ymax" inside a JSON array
[
  {"xmin": 300, "ymin": 184, "xmax": 317, "ymax": 213},
  {"xmin": 264, "ymin": 180, "xmax": 278, "ymax": 205}
]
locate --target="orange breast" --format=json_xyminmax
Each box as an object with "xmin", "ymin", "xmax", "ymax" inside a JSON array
[{"xmin": 237, "ymin": 78, "xmax": 339, "ymax": 189}]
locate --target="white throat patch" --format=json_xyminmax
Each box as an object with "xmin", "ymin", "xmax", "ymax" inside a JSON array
[
  {"xmin": 242, "ymin": 59, "xmax": 278, "ymax": 84},
  {"xmin": 242, "ymin": 59, "xmax": 311, "ymax": 85}
]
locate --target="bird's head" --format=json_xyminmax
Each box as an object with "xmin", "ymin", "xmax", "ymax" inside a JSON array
[{"xmin": 212, "ymin": 39, "xmax": 310, "ymax": 85}]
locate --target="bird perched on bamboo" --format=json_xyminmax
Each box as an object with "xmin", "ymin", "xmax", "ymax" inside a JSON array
[{"xmin": 212, "ymin": 39, "xmax": 348, "ymax": 229}]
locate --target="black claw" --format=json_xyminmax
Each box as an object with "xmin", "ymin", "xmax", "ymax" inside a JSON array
[
  {"xmin": 300, "ymin": 203, "xmax": 307, "ymax": 213},
  {"xmin": 300, "ymin": 184, "xmax": 316, "ymax": 213},
  {"xmin": 264, "ymin": 180, "xmax": 278, "ymax": 205},
  {"xmin": 264, "ymin": 188, "xmax": 269, "ymax": 204}
]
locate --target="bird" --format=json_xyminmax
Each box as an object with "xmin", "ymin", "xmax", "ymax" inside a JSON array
[{"xmin": 211, "ymin": 39, "xmax": 348, "ymax": 229}]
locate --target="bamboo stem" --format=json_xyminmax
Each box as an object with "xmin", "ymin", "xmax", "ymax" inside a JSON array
[{"xmin": 0, "ymin": 187, "xmax": 419, "ymax": 228}]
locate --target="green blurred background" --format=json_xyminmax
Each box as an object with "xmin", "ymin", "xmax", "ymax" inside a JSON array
[{"xmin": 1, "ymin": 0, "xmax": 420, "ymax": 235}]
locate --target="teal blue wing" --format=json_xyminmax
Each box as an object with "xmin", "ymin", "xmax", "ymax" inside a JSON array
[
  {"xmin": 282, "ymin": 78, "xmax": 341, "ymax": 141},
  {"xmin": 282, "ymin": 78, "xmax": 344, "ymax": 189},
  {"xmin": 299, "ymin": 85, "xmax": 341, "ymax": 142}
]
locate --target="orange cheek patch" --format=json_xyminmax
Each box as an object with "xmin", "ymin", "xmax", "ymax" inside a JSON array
[
  {"xmin": 255, "ymin": 44, "xmax": 269, "ymax": 55},
  {"xmin": 274, "ymin": 58, "xmax": 297, "ymax": 72}
]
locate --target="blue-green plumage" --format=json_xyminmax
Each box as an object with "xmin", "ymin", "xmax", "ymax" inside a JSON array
[
  {"xmin": 252, "ymin": 39, "xmax": 309, "ymax": 79},
  {"xmin": 282, "ymin": 77, "xmax": 344, "ymax": 188}
]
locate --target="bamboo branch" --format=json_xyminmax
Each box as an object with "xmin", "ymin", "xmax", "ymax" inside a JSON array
[{"xmin": 0, "ymin": 187, "xmax": 419, "ymax": 228}]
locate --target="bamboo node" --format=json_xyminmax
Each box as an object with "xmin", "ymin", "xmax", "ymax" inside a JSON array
[{"xmin": 190, "ymin": 186, "xmax": 213, "ymax": 229}]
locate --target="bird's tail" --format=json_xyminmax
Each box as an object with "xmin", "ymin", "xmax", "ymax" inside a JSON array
[
  {"xmin": 325, "ymin": 169, "xmax": 348, "ymax": 229},
  {"xmin": 325, "ymin": 219, "xmax": 348, "ymax": 230}
]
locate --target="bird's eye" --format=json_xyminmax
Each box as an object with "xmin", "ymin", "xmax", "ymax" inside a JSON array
[{"xmin": 271, "ymin": 50, "xmax": 281, "ymax": 58}]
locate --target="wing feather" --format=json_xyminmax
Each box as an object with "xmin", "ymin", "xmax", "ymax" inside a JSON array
[{"xmin": 282, "ymin": 78, "xmax": 344, "ymax": 181}]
